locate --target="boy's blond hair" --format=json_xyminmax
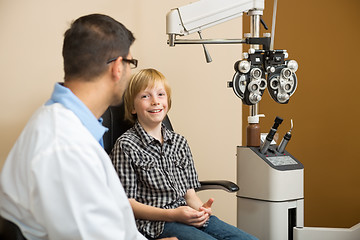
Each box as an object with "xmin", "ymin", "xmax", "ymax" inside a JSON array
[{"xmin": 124, "ymin": 68, "xmax": 172, "ymax": 123}]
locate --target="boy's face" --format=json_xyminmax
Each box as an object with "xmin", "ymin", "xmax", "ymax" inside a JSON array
[{"xmin": 132, "ymin": 82, "xmax": 168, "ymax": 130}]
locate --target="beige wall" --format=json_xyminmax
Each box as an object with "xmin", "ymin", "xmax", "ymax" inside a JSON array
[{"xmin": 0, "ymin": 0, "xmax": 243, "ymax": 225}]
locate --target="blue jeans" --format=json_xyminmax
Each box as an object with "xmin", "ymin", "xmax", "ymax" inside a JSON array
[{"xmin": 157, "ymin": 215, "xmax": 258, "ymax": 240}]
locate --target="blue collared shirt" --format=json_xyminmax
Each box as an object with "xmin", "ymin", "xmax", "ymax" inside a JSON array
[{"xmin": 45, "ymin": 83, "xmax": 108, "ymax": 147}]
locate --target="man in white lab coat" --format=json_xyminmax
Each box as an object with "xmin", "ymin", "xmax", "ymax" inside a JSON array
[{"xmin": 0, "ymin": 14, "xmax": 175, "ymax": 240}]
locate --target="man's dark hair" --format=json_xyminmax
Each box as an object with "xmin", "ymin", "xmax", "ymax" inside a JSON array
[{"xmin": 62, "ymin": 14, "xmax": 135, "ymax": 81}]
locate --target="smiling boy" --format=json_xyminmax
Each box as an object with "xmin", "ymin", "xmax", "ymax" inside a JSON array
[{"xmin": 110, "ymin": 68, "xmax": 258, "ymax": 240}]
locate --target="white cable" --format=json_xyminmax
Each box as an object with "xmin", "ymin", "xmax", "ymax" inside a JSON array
[{"xmin": 270, "ymin": 0, "xmax": 278, "ymax": 50}]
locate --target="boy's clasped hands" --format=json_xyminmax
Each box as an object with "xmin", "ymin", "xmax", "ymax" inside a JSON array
[{"xmin": 170, "ymin": 198, "xmax": 214, "ymax": 228}]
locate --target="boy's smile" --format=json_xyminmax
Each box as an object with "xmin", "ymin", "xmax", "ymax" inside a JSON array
[{"xmin": 148, "ymin": 109, "xmax": 163, "ymax": 113}]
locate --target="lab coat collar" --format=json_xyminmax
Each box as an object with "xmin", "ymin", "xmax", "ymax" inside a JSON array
[{"xmin": 45, "ymin": 83, "xmax": 108, "ymax": 146}]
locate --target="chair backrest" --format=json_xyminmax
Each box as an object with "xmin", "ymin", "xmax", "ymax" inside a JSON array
[
  {"xmin": 0, "ymin": 215, "xmax": 26, "ymax": 240},
  {"xmin": 101, "ymin": 103, "xmax": 173, "ymax": 154}
]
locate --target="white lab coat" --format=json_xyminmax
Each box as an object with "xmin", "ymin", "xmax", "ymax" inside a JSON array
[{"xmin": 0, "ymin": 103, "xmax": 146, "ymax": 240}]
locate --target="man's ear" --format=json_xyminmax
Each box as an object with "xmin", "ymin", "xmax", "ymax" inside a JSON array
[{"xmin": 110, "ymin": 56, "xmax": 123, "ymax": 81}]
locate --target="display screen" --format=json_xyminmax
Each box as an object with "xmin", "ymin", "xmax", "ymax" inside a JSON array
[{"xmin": 266, "ymin": 155, "xmax": 298, "ymax": 166}]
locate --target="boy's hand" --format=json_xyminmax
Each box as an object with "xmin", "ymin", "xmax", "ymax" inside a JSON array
[
  {"xmin": 171, "ymin": 206, "xmax": 209, "ymax": 227},
  {"xmin": 199, "ymin": 198, "xmax": 214, "ymax": 216}
]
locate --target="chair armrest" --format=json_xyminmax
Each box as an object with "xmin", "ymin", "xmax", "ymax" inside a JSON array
[
  {"xmin": 0, "ymin": 215, "xmax": 26, "ymax": 240},
  {"xmin": 196, "ymin": 180, "xmax": 239, "ymax": 193}
]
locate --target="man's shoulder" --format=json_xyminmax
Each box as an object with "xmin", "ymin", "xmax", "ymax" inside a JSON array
[
  {"xmin": 30, "ymin": 103, "xmax": 79, "ymax": 125},
  {"xmin": 23, "ymin": 103, "xmax": 91, "ymax": 146},
  {"xmin": 28, "ymin": 104, "xmax": 79, "ymax": 131}
]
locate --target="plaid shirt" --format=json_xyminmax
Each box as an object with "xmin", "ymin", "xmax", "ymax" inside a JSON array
[{"xmin": 110, "ymin": 121, "xmax": 201, "ymax": 238}]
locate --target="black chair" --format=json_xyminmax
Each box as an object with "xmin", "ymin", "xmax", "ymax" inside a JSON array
[
  {"xmin": 102, "ymin": 104, "xmax": 239, "ymax": 193},
  {"xmin": 0, "ymin": 215, "xmax": 26, "ymax": 240}
]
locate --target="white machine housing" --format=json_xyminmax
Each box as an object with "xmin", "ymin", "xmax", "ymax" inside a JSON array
[
  {"xmin": 166, "ymin": 0, "xmax": 264, "ymax": 36},
  {"xmin": 237, "ymin": 146, "xmax": 304, "ymax": 240},
  {"xmin": 237, "ymin": 147, "xmax": 303, "ymax": 201}
]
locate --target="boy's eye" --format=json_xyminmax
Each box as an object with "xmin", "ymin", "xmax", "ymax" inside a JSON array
[
  {"xmin": 141, "ymin": 95, "xmax": 149, "ymax": 99},
  {"xmin": 158, "ymin": 92, "xmax": 166, "ymax": 96}
]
